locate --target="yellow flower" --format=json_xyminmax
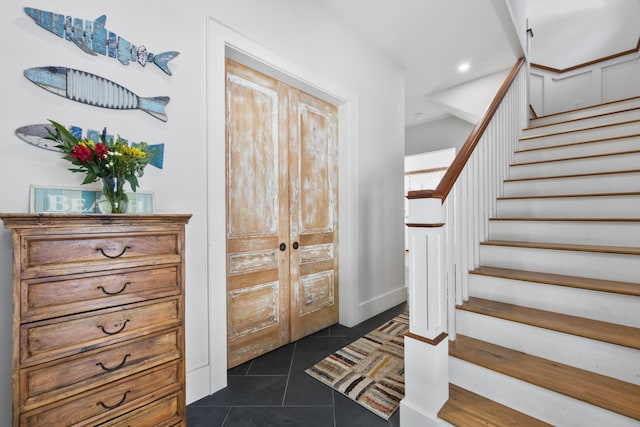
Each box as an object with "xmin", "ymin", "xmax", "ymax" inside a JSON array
[
  {"xmin": 120, "ymin": 145, "xmax": 147, "ymax": 158},
  {"xmin": 79, "ymin": 139, "xmax": 94, "ymax": 148}
]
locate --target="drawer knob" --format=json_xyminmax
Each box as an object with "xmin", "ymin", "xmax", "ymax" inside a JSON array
[
  {"xmin": 96, "ymin": 245, "xmax": 131, "ymax": 259},
  {"xmin": 98, "ymin": 319, "xmax": 129, "ymax": 336},
  {"xmin": 97, "ymin": 281, "xmax": 131, "ymax": 296},
  {"xmin": 96, "ymin": 353, "xmax": 131, "ymax": 372},
  {"xmin": 97, "ymin": 390, "xmax": 130, "ymax": 410}
]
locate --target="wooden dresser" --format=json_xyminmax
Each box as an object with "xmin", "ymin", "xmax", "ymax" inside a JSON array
[{"xmin": 0, "ymin": 214, "xmax": 191, "ymax": 427}]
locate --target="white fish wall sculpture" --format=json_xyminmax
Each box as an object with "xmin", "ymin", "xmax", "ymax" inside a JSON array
[
  {"xmin": 24, "ymin": 66, "xmax": 170, "ymax": 122},
  {"xmin": 24, "ymin": 7, "xmax": 179, "ymax": 76},
  {"xmin": 15, "ymin": 123, "xmax": 165, "ymax": 169}
]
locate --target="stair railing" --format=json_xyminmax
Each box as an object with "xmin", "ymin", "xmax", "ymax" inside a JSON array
[{"xmin": 401, "ymin": 57, "xmax": 527, "ymax": 424}]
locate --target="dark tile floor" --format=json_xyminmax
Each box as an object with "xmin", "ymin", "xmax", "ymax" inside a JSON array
[{"xmin": 187, "ymin": 302, "xmax": 407, "ymax": 427}]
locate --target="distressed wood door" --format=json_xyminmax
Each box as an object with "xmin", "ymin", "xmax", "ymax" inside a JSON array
[
  {"xmin": 226, "ymin": 60, "xmax": 290, "ymax": 368},
  {"xmin": 288, "ymin": 89, "xmax": 339, "ymax": 341},
  {"xmin": 226, "ymin": 59, "xmax": 339, "ymax": 367}
]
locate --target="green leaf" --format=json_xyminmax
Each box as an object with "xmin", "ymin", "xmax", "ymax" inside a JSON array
[{"xmin": 47, "ymin": 120, "xmax": 79, "ymax": 145}]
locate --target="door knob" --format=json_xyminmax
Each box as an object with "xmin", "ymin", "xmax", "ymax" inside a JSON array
[
  {"xmin": 279, "ymin": 243, "xmax": 286, "ymax": 251},
  {"xmin": 292, "ymin": 242, "xmax": 299, "ymax": 250}
]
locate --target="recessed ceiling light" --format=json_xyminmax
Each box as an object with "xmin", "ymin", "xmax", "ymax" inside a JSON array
[{"xmin": 458, "ymin": 62, "xmax": 470, "ymax": 72}]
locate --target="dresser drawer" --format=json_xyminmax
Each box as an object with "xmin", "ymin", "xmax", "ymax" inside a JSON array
[
  {"xmin": 21, "ymin": 232, "xmax": 182, "ymax": 278},
  {"xmin": 21, "ymin": 297, "xmax": 180, "ymax": 366},
  {"xmin": 21, "ymin": 329, "xmax": 181, "ymax": 411},
  {"xmin": 22, "ymin": 265, "xmax": 180, "ymax": 322},
  {"xmin": 20, "ymin": 361, "xmax": 181, "ymax": 427},
  {"xmin": 99, "ymin": 391, "xmax": 184, "ymax": 427}
]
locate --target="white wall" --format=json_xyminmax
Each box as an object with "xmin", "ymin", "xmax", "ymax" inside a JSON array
[
  {"xmin": 504, "ymin": 0, "xmax": 529, "ymax": 59},
  {"xmin": 430, "ymin": 68, "xmax": 512, "ymax": 124},
  {"xmin": 530, "ymin": 52, "xmax": 640, "ymax": 116},
  {"xmin": 527, "ymin": 0, "xmax": 640, "ymax": 71},
  {"xmin": 405, "ymin": 116, "xmax": 474, "ymax": 155},
  {"xmin": 0, "ymin": 0, "xmax": 406, "ymax": 422}
]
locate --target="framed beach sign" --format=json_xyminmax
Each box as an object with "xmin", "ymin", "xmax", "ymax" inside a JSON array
[{"xmin": 30, "ymin": 185, "xmax": 155, "ymax": 214}]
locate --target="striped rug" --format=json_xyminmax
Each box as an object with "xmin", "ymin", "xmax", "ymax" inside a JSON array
[{"xmin": 305, "ymin": 312, "xmax": 409, "ymax": 419}]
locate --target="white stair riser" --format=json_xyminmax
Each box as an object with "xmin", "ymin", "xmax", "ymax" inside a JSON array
[
  {"xmin": 479, "ymin": 245, "xmax": 640, "ymax": 282},
  {"xmin": 457, "ymin": 310, "xmax": 640, "ymax": 384},
  {"xmin": 504, "ymin": 173, "xmax": 640, "ymax": 197},
  {"xmin": 518, "ymin": 121, "xmax": 640, "ymax": 150},
  {"xmin": 514, "ymin": 136, "xmax": 640, "ymax": 163},
  {"xmin": 489, "ymin": 220, "xmax": 640, "ymax": 247},
  {"xmin": 450, "ymin": 357, "xmax": 639, "ymax": 427},
  {"xmin": 530, "ymin": 98, "xmax": 640, "ymax": 126},
  {"xmin": 467, "ymin": 275, "xmax": 640, "ymax": 328},
  {"xmin": 509, "ymin": 152, "xmax": 640, "ymax": 179},
  {"xmin": 496, "ymin": 195, "xmax": 640, "ymax": 218},
  {"xmin": 523, "ymin": 109, "xmax": 640, "ymax": 138}
]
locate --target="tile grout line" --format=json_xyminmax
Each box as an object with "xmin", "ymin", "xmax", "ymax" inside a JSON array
[
  {"xmin": 332, "ymin": 388, "xmax": 337, "ymax": 427},
  {"xmin": 281, "ymin": 341, "xmax": 297, "ymax": 406},
  {"xmin": 220, "ymin": 406, "xmax": 232, "ymax": 426}
]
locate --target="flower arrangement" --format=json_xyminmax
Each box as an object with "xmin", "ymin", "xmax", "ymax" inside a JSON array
[{"xmin": 47, "ymin": 120, "xmax": 150, "ymax": 213}]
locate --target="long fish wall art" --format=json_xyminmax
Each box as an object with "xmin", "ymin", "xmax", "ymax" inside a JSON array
[
  {"xmin": 23, "ymin": 7, "xmax": 179, "ymax": 76},
  {"xmin": 24, "ymin": 66, "xmax": 170, "ymax": 122},
  {"xmin": 15, "ymin": 123, "xmax": 165, "ymax": 169}
]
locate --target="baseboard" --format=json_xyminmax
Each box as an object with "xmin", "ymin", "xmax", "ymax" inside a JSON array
[
  {"xmin": 186, "ymin": 364, "xmax": 212, "ymax": 405},
  {"xmin": 357, "ymin": 285, "xmax": 407, "ymax": 323},
  {"xmin": 400, "ymin": 399, "xmax": 453, "ymax": 427}
]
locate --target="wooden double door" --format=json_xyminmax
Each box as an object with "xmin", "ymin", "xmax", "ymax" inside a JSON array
[{"xmin": 225, "ymin": 60, "xmax": 339, "ymax": 368}]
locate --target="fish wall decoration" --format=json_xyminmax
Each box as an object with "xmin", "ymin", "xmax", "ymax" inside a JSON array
[
  {"xmin": 15, "ymin": 123, "xmax": 165, "ymax": 169},
  {"xmin": 24, "ymin": 66, "xmax": 170, "ymax": 122},
  {"xmin": 23, "ymin": 7, "xmax": 179, "ymax": 76}
]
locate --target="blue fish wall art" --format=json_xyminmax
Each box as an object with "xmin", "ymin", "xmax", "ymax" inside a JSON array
[
  {"xmin": 24, "ymin": 66, "xmax": 170, "ymax": 122},
  {"xmin": 15, "ymin": 123, "xmax": 165, "ymax": 169},
  {"xmin": 23, "ymin": 7, "xmax": 179, "ymax": 76}
]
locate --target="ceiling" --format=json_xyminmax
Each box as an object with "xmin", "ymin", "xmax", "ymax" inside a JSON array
[{"xmin": 316, "ymin": 0, "xmax": 640, "ymax": 127}]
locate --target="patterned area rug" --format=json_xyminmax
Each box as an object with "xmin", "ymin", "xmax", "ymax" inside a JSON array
[{"xmin": 305, "ymin": 312, "xmax": 409, "ymax": 419}]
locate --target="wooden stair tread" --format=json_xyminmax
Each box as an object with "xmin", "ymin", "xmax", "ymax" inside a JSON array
[
  {"xmin": 529, "ymin": 96, "xmax": 640, "ymax": 123},
  {"xmin": 449, "ymin": 335, "xmax": 640, "ymax": 421},
  {"xmin": 471, "ymin": 266, "xmax": 640, "ymax": 297},
  {"xmin": 498, "ymin": 191, "xmax": 640, "ymax": 200},
  {"xmin": 516, "ymin": 133, "xmax": 640, "ymax": 154},
  {"xmin": 438, "ymin": 384, "xmax": 552, "ymax": 427},
  {"xmin": 505, "ymin": 169, "xmax": 640, "ymax": 182},
  {"xmin": 490, "ymin": 217, "xmax": 640, "ymax": 222},
  {"xmin": 519, "ymin": 119, "xmax": 640, "ymax": 141},
  {"xmin": 511, "ymin": 149, "xmax": 640, "ymax": 167},
  {"xmin": 458, "ymin": 297, "xmax": 640, "ymax": 350},
  {"xmin": 524, "ymin": 107, "xmax": 640, "ymax": 132},
  {"xmin": 481, "ymin": 240, "xmax": 640, "ymax": 256}
]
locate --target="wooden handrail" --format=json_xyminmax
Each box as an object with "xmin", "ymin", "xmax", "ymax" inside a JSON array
[
  {"xmin": 408, "ymin": 57, "xmax": 526, "ymax": 202},
  {"xmin": 531, "ymin": 37, "xmax": 640, "ymax": 74}
]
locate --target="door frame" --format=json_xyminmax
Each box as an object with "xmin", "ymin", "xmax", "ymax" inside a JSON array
[{"xmin": 205, "ymin": 17, "xmax": 359, "ymax": 396}]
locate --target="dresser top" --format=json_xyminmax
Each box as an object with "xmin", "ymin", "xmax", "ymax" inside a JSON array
[{"xmin": 0, "ymin": 213, "xmax": 192, "ymax": 229}]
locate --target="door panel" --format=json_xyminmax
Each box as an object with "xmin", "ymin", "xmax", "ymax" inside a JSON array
[
  {"xmin": 226, "ymin": 59, "xmax": 339, "ymax": 365},
  {"xmin": 226, "ymin": 60, "xmax": 290, "ymax": 368},
  {"xmin": 289, "ymin": 89, "xmax": 339, "ymax": 341},
  {"xmin": 299, "ymin": 271, "xmax": 335, "ymax": 315}
]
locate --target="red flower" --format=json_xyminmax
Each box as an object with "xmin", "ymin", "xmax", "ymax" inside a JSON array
[
  {"xmin": 95, "ymin": 143, "xmax": 108, "ymax": 158},
  {"xmin": 70, "ymin": 145, "xmax": 92, "ymax": 162}
]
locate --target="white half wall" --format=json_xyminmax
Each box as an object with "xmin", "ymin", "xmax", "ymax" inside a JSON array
[{"xmin": 530, "ymin": 51, "xmax": 640, "ymax": 116}]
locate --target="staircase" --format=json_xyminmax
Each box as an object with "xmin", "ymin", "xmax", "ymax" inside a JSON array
[{"xmin": 439, "ymin": 97, "xmax": 640, "ymax": 426}]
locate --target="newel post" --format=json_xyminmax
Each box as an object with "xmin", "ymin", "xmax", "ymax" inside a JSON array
[{"xmin": 400, "ymin": 192, "xmax": 449, "ymax": 427}]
